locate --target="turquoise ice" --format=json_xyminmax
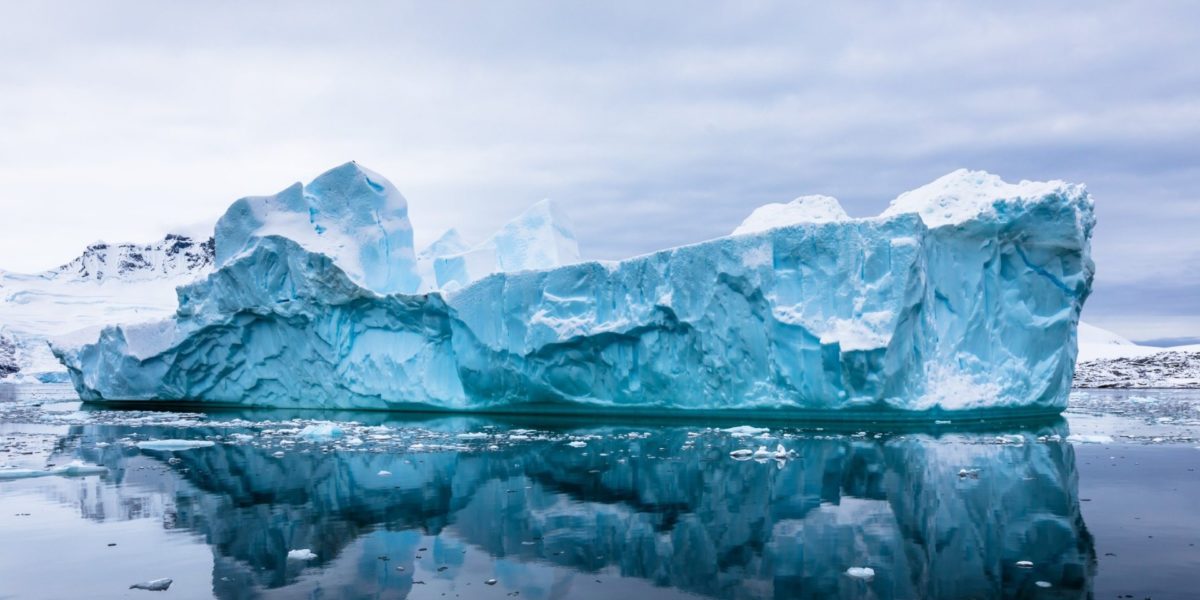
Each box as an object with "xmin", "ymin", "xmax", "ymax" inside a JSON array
[{"xmin": 53, "ymin": 165, "xmax": 1094, "ymax": 416}]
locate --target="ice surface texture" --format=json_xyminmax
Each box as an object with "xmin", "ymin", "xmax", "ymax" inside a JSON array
[{"xmin": 54, "ymin": 167, "xmax": 1094, "ymax": 416}]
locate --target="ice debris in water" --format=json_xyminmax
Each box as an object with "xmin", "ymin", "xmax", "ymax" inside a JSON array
[
  {"xmin": 287, "ymin": 549, "xmax": 317, "ymax": 561},
  {"xmin": 1066, "ymin": 434, "xmax": 1114, "ymax": 444},
  {"xmin": 0, "ymin": 461, "xmax": 108, "ymax": 480},
  {"xmin": 846, "ymin": 567, "xmax": 875, "ymax": 580},
  {"xmin": 53, "ymin": 167, "xmax": 1094, "ymax": 416},
  {"xmin": 129, "ymin": 578, "xmax": 173, "ymax": 591},
  {"xmin": 299, "ymin": 423, "xmax": 344, "ymax": 442},
  {"xmin": 135, "ymin": 439, "xmax": 215, "ymax": 451},
  {"xmin": 723, "ymin": 426, "xmax": 770, "ymax": 438}
]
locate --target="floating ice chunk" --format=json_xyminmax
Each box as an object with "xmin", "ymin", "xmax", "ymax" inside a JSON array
[
  {"xmin": 733, "ymin": 195, "xmax": 849, "ymax": 235},
  {"xmin": 377, "ymin": 470, "xmax": 392, "ymax": 476},
  {"xmin": 567, "ymin": 441, "xmax": 587, "ymax": 448},
  {"xmin": 723, "ymin": 426, "xmax": 770, "ymax": 438},
  {"xmin": 1066, "ymin": 434, "xmax": 1114, "ymax": 444},
  {"xmin": 0, "ymin": 461, "xmax": 108, "ymax": 480},
  {"xmin": 729, "ymin": 449, "xmax": 754, "ymax": 460},
  {"xmin": 129, "ymin": 578, "xmax": 173, "ymax": 591},
  {"xmin": 1035, "ymin": 581, "xmax": 1052, "ymax": 588},
  {"xmin": 135, "ymin": 439, "xmax": 215, "ymax": 451},
  {"xmin": 298, "ymin": 423, "xmax": 345, "ymax": 442},
  {"xmin": 287, "ymin": 549, "xmax": 317, "ymax": 561},
  {"xmin": 752, "ymin": 445, "xmax": 773, "ymax": 460},
  {"xmin": 456, "ymin": 432, "xmax": 489, "ymax": 440},
  {"xmin": 1015, "ymin": 560, "xmax": 1033, "ymax": 568},
  {"xmin": 846, "ymin": 567, "xmax": 875, "ymax": 579}
]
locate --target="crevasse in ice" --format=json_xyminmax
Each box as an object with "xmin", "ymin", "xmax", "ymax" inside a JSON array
[{"xmin": 53, "ymin": 165, "xmax": 1095, "ymax": 416}]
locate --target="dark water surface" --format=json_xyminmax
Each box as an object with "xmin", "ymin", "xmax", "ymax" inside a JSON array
[{"xmin": 1, "ymin": 385, "xmax": 1198, "ymax": 599}]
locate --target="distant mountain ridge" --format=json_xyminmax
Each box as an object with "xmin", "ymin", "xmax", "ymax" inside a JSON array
[
  {"xmin": 41, "ymin": 233, "xmax": 214, "ymax": 282},
  {"xmin": 0, "ymin": 232, "xmax": 216, "ymax": 381}
]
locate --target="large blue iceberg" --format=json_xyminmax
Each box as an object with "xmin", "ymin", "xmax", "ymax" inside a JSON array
[{"xmin": 53, "ymin": 163, "xmax": 1095, "ymax": 417}]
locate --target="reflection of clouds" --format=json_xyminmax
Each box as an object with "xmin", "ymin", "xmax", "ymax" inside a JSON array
[{"xmin": 51, "ymin": 422, "xmax": 1092, "ymax": 599}]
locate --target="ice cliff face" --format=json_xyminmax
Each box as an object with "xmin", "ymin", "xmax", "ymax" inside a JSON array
[{"xmin": 53, "ymin": 165, "xmax": 1094, "ymax": 416}]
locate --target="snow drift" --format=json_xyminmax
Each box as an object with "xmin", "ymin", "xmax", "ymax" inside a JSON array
[{"xmin": 53, "ymin": 165, "xmax": 1095, "ymax": 417}]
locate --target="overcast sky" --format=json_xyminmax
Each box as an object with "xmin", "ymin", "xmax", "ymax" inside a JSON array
[{"xmin": 1, "ymin": 2, "xmax": 1197, "ymax": 341}]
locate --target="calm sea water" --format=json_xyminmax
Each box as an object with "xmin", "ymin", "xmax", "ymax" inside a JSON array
[{"xmin": 1, "ymin": 385, "xmax": 1198, "ymax": 599}]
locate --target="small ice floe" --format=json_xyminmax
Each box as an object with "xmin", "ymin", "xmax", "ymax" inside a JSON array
[
  {"xmin": 567, "ymin": 441, "xmax": 587, "ymax": 448},
  {"xmin": 0, "ymin": 461, "xmax": 108, "ymax": 481},
  {"xmin": 129, "ymin": 578, "xmax": 173, "ymax": 591},
  {"xmin": 729, "ymin": 449, "xmax": 754, "ymax": 460},
  {"xmin": 958, "ymin": 468, "xmax": 981, "ymax": 479},
  {"xmin": 1035, "ymin": 581, "xmax": 1052, "ymax": 588},
  {"xmin": 485, "ymin": 578, "xmax": 498, "ymax": 585},
  {"xmin": 299, "ymin": 423, "xmax": 344, "ymax": 442},
  {"xmin": 287, "ymin": 549, "xmax": 317, "ymax": 561},
  {"xmin": 344, "ymin": 437, "xmax": 364, "ymax": 446},
  {"xmin": 456, "ymin": 432, "xmax": 489, "ymax": 440},
  {"xmin": 135, "ymin": 439, "xmax": 215, "ymax": 451},
  {"xmin": 772, "ymin": 444, "xmax": 795, "ymax": 460},
  {"xmin": 273, "ymin": 451, "xmax": 286, "ymax": 458},
  {"xmin": 752, "ymin": 446, "xmax": 773, "ymax": 460},
  {"xmin": 846, "ymin": 567, "xmax": 875, "ymax": 580},
  {"xmin": 1067, "ymin": 434, "xmax": 1114, "ymax": 444},
  {"xmin": 1015, "ymin": 560, "xmax": 1033, "ymax": 568},
  {"xmin": 722, "ymin": 426, "xmax": 769, "ymax": 438},
  {"xmin": 995, "ymin": 434, "xmax": 1024, "ymax": 445},
  {"xmin": 377, "ymin": 470, "xmax": 392, "ymax": 477}
]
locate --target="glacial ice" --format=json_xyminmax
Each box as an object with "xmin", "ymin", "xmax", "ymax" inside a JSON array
[
  {"xmin": 433, "ymin": 198, "xmax": 580, "ymax": 290},
  {"xmin": 214, "ymin": 161, "xmax": 421, "ymax": 294},
  {"xmin": 53, "ymin": 166, "xmax": 1095, "ymax": 417}
]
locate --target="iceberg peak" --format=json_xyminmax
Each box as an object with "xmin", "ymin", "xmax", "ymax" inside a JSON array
[
  {"xmin": 434, "ymin": 198, "xmax": 580, "ymax": 289},
  {"xmin": 214, "ymin": 161, "xmax": 420, "ymax": 295},
  {"xmin": 732, "ymin": 195, "xmax": 849, "ymax": 235}
]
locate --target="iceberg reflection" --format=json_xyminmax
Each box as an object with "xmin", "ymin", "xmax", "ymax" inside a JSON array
[{"xmin": 53, "ymin": 418, "xmax": 1093, "ymax": 599}]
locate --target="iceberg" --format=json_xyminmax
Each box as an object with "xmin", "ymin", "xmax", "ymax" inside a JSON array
[{"xmin": 53, "ymin": 166, "xmax": 1094, "ymax": 417}]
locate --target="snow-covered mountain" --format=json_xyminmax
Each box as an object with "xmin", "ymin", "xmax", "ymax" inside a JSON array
[
  {"xmin": 1074, "ymin": 322, "xmax": 1200, "ymax": 388},
  {"xmin": 0, "ymin": 233, "xmax": 214, "ymax": 381}
]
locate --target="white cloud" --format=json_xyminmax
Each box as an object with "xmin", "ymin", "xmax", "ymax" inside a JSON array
[{"xmin": 0, "ymin": 1, "xmax": 1197, "ymax": 338}]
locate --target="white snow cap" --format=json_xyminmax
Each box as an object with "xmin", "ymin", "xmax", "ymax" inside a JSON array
[
  {"xmin": 881, "ymin": 168, "xmax": 1078, "ymax": 227},
  {"xmin": 732, "ymin": 195, "xmax": 849, "ymax": 235}
]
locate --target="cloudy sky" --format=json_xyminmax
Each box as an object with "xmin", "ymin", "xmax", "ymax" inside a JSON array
[{"xmin": 1, "ymin": 2, "xmax": 1197, "ymax": 341}]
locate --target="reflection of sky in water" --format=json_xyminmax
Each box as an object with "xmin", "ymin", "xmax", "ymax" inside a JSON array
[{"xmin": 0, "ymin": 400, "xmax": 1098, "ymax": 599}]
